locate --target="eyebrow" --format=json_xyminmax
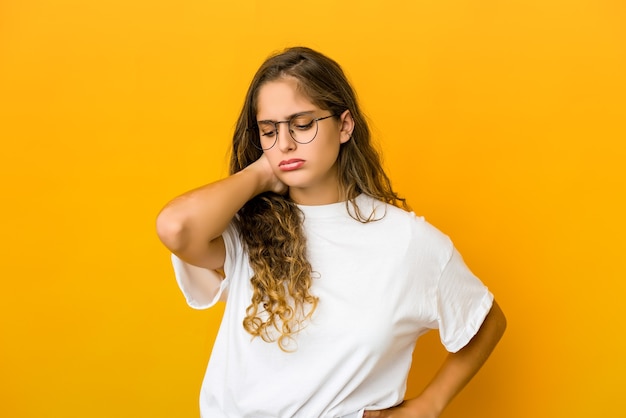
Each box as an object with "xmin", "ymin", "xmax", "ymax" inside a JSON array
[{"xmin": 257, "ymin": 110, "xmax": 316, "ymax": 124}]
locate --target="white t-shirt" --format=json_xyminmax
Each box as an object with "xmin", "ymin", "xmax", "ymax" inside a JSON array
[{"xmin": 171, "ymin": 195, "xmax": 493, "ymax": 418}]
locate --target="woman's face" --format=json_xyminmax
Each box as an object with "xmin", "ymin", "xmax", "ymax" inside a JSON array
[{"xmin": 255, "ymin": 77, "xmax": 353, "ymax": 205}]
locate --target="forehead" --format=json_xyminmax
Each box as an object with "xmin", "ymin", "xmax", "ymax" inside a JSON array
[{"xmin": 256, "ymin": 77, "xmax": 318, "ymax": 120}]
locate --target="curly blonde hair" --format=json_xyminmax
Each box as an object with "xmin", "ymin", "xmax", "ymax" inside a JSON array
[{"xmin": 230, "ymin": 47, "xmax": 407, "ymax": 351}]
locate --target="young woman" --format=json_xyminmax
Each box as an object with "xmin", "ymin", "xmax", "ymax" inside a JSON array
[{"xmin": 156, "ymin": 46, "xmax": 506, "ymax": 418}]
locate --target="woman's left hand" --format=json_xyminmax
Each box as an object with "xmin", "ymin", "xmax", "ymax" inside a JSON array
[{"xmin": 362, "ymin": 398, "xmax": 440, "ymax": 418}]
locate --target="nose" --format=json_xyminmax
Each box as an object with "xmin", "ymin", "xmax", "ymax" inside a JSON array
[{"xmin": 276, "ymin": 121, "xmax": 296, "ymax": 152}]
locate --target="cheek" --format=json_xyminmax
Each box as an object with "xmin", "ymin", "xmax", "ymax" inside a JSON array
[{"xmin": 318, "ymin": 138, "xmax": 342, "ymax": 162}]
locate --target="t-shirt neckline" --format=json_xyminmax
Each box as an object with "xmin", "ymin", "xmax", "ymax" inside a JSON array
[{"xmin": 296, "ymin": 194, "xmax": 370, "ymax": 219}]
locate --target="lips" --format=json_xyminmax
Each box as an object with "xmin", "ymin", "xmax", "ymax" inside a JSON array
[{"xmin": 279, "ymin": 159, "xmax": 305, "ymax": 171}]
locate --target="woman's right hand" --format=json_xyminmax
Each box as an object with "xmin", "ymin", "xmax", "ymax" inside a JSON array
[{"xmin": 245, "ymin": 153, "xmax": 288, "ymax": 195}]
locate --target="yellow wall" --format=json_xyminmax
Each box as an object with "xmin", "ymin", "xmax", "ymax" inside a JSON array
[{"xmin": 1, "ymin": 1, "xmax": 624, "ymax": 417}]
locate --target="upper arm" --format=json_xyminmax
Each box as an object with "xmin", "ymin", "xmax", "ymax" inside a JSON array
[
  {"xmin": 476, "ymin": 299, "xmax": 507, "ymax": 344},
  {"xmin": 165, "ymin": 232, "xmax": 227, "ymax": 273},
  {"xmin": 155, "ymin": 204, "xmax": 228, "ymax": 272}
]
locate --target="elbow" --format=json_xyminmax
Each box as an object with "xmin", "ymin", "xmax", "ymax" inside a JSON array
[{"xmin": 156, "ymin": 208, "xmax": 189, "ymax": 253}]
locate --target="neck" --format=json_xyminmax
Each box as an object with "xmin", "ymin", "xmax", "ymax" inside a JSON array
[{"xmin": 289, "ymin": 185, "xmax": 346, "ymax": 206}]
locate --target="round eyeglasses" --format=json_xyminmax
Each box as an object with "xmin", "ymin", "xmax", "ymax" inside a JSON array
[{"xmin": 252, "ymin": 113, "xmax": 337, "ymax": 150}]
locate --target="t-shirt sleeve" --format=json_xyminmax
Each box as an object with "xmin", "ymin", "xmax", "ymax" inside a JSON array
[
  {"xmin": 170, "ymin": 223, "xmax": 239, "ymax": 310},
  {"xmin": 436, "ymin": 247, "xmax": 494, "ymax": 353},
  {"xmin": 171, "ymin": 254, "xmax": 229, "ymax": 309}
]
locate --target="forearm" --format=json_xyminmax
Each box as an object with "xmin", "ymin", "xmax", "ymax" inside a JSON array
[{"xmin": 410, "ymin": 300, "xmax": 507, "ymax": 415}]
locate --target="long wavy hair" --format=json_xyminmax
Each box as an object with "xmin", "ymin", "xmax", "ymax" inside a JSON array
[{"xmin": 230, "ymin": 47, "xmax": 407, "ymax": 351}]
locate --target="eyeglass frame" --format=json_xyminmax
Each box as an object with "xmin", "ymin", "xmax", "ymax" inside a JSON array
[{"xmin": 250, "ymin": 112, "xmax": 338, "ymax": 150}]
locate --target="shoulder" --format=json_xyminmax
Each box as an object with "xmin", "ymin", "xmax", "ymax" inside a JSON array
[
  {"xmin": 358, "ymin": 195, "xmax": 449, "ymax": 237},
  {"xmin": 357, "ymin": 195, "xmax": 453, "ymax": 257}
]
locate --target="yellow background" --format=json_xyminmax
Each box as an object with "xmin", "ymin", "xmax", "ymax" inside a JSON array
[{"xmin": 1, "ymin": 0, "xmax": 625, "ymax": 417}]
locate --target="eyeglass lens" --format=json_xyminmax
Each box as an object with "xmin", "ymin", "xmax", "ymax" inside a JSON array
[{"xmin": 256, "ymin": 114, "xmax": 320, "ymax": 150}]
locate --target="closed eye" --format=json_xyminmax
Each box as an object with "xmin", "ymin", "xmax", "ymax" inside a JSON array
[
  {"xmin": 291, "ymin": 115, "xmax": 315, "ymax": 131},
  {"xmin": 258, "ymin": 122, "xmax": 277, "ymax": 138},
  {"xmin": 292, "ymin": 120, "xmax": 315, "ymax": 130}
]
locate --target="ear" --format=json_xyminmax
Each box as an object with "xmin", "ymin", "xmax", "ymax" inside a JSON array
[{"xmin": 338, "ymin": 109, "xmax": 354, "ymax": 144}]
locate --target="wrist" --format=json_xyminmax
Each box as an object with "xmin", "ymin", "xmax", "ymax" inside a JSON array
[
  {"xmin": 424, "ymin": 392, "xmax": 446, "ymax": 416},
  {"xmin": 240, "ymin": 163, "xmax": 273, "ymax": 195},
  {"xmin": 404, "ymin": 392, "xmax": 445, "ymax": 418}
]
